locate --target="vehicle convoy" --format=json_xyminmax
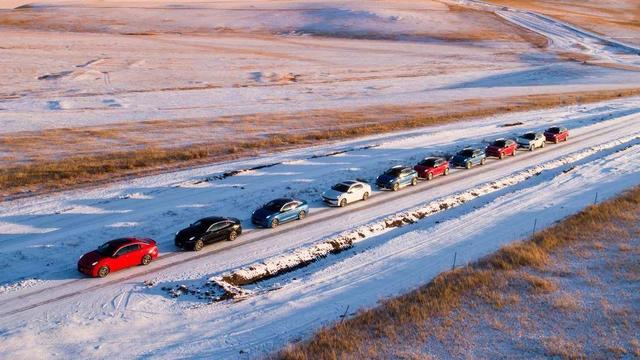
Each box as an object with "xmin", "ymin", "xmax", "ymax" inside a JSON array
[
  {"xmin": 376, "ymin": 165, "xmax": 419, "ymax": 191},
  {"xmin": 322, "ymin": 180, "xmax": 372, "ymax": 207},
  {"xmin": 78, "ymin": 237, "xmax": 158, "ymax": 278},
  {"xmin": 485, "ymin": 138, "xmax": 517, "ymax": 159},
  {"xmin": 78, "ymin": 126, "xmax": 571, "ymax": 277},
  {"xmin": 175, "ymin": 216, "xmax": 242, "ymax": 251},
  {"xmin": 544, "ymin": 126, "xmax": 569, "ymax": 143},
  {"xmin": 252, "ymin": 198, "xmax": 309, "ymax": 228},
  {"xmin": 450, "ymin": 148, "xmax": 486, "ymax": 169},
  {"xmin": 414, "ymin": 157, "xmax": 449, "ymax": 180},
  {"xmin": 517, "ymin": 131, "xmax": 546, "ymax": 151}
]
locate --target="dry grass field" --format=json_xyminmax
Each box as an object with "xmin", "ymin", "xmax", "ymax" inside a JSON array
[
  {"xmin": 279, "ymin": 185, "xmax": 640, "ymax": 359},
  {"xmin": 3, "ymin": 88, "xmax": 640, "ymax": 198}
]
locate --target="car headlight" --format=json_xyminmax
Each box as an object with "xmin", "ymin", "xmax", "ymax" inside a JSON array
[
  {"xmin": 189, "ymin": 236, "xmax": 195, "ymax": 240},
  {"xmin": 91, "ymin": 261, "xmax": 98, "ymax": 266}
]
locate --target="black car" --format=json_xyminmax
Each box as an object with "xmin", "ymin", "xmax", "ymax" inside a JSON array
[{"xmin": 174, "ymin": 216, "xmax": 242, "ymax": 251}]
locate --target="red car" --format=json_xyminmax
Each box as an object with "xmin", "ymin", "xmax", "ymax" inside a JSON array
[
  {"xmin": 78, "ymin": 237, "xmax": 159, "ymax": 278},
  {"xmin": 414, "ymin": 157, "xmax": 449, "ymax": 180},
  {"xmin": 544, "ymin": 126, "xmax": 569, "ymax": 143},
  {"xmin": 485, "ymin": 138, "xmax": 517, "ymax": 159}
]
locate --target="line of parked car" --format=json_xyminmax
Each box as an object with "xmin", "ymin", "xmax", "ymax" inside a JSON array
[{"xmin": 78, "ymin": 127, "xmax": 569, "ymax": 277}]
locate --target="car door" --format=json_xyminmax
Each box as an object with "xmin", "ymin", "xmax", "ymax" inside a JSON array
[
  {"xmin": 205, "ymin": 222, "xmax": 227, "ymax": 243},
  {"xmin": 435, "ymin": 159, "xmax": 445, "ymax": 175},
  {"xmin": 349, "ymin": 184, "xmax": 362, "ymax": 202},
  {"xmin": 112, "ymin": 244, "xmax": 140, "ymax": 271},
  {"xmin": 399, "ymin": 169, "xmax": 411, "ymax": 185},
  {"xmin": 280, "ymin": 202, "xmax": 296, "ymax": 222}
]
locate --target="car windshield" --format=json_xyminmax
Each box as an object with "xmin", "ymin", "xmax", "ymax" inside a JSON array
[
  {"xmin": 384, "ymin": 168, "xmax": 403, "ymax": 176},
  {"xmin": 522, "ymin": 133, "xmax": 536, "ymax": 140},
  {"xmin": 97, "ymin": 241, "xmax": 121, "ymax": 256},
  {"xmin": 492, "ymin": 140, "xmax": 506, "ymax": 147},
  {"xmin": 190, "ymin": 220, "xmax": 206, "ymax": 228},
  {"xmin": 419, "ymin": 159, "xmax": 436, "ymax": 167},
  {"xmin": 264, "ymin": 200, "xmax": 284, "ymax": 211},
  {"xmin": 458, "ymin": 149, "xmax": 474, "ymax": 157},
  {"xmin": 331, "ymin": 183, "xmax": 351, "ymax": 192}
]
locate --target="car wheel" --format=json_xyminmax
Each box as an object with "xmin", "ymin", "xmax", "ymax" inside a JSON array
[
  {"xmin": 270, "ymin": 218, "xmax": 279, "ymax": 228},
  {"xmin": 362, "ymin": 192, "xmax": 369, "ymax": 201},
  {"xmin": 339, "ymin": 198, "xmax": 347, "ymax": 207},
  {"xmin": 444, "ymin": 167, "xmax": 450, "ymax": 175},
  {"xmin": 298, "ymin": 211, "xmax": 306, "ymax": 220},
  {"xmin": 465, "ymin": 161, "xmax": 472, "ymax": 169},
  {"xmin": 529, "ymin": 145, "xmax": 534, "ymax": 152},
  {"xmin": 499, "ymin": 152, "xmax": 504, "ymax": 160},
  {"xmin": 97, "ymin": 266, "xmax": 110, "ymax": 278},
  {"xmin": 481, "ymin": 158, "xmax": 486, "ymax": 165},
  {"xmin": 554, "ymin": 138, "xmax": 559, "ymax": 144},
  {"xmin": 512, "ymin": 149, "xmax": 516, "ymax": 156},
  {"xmin": 141, "ymin": 254, "xmax": 152, "ymax": 265},
  {"xmin": 427, "ymin": 172, "xmax": 433, "ymax": 181},
  {"xmin": 392, "ymin": 183, "xmax": 399, "ymax": 191},
  {"xmin": 411, "ymin": 177, "xmax": 418, "ymax": 186},
  {"xmin": 541, "ymin": 141, "xmax": 546, "ymax": 148},
  {"xmin": 228, "ymin": 230, "xmax": 238, "ymax": 241},
  {"xmin": 193, "ymin": 239, "xmax": 204, "ymax": 251}
]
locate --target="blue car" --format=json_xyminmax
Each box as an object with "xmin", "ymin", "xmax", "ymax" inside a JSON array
[
  {"xmin": 251, "ymin": 198, "xmax": 309, "ymax": 228},
  {"xmin": 451, "ymin": 148, "xmax": 487, "ymax": 169},
  {"xmin": 376, "ymin": 165, "xmax": 418, "ymax": 191}
]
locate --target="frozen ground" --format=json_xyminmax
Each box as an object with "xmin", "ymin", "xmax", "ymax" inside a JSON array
[{"xmin": 0, "ymin": 97, "xmax": 639, "ymax": 358}]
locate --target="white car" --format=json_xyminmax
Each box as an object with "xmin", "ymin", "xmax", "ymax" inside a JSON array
[
  {"xmin": 516, "ymin": 132, "xmax": 546, "ymax": 151},
  {"xmin": 322, "ymin": 180, "xmax": 372, "ymax": 207}
]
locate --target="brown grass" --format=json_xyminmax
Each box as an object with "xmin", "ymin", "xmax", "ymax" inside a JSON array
[
  {"xmin": 3, "ymin": 88, "xmax": 640, "ymax": 199},
  {"xmin": 277, "ymin": 186, "xmax": 640, "ymax": 359}
]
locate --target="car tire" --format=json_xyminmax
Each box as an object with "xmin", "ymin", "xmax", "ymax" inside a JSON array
[
  {"xmin": 228, "ymin": 230, "xmax": 238, "ymax": 241},
  {"xmin": 141, "ymin": 254, "xmax": 152, "ymax": 265},
  {"xmin": 97, "ymin": 266, "xmax": 110, "ymax": 278},
  {"xmin": 444, "ymin": 167, "xmax": 450, "ymax": 175},
  {"xmin": 339, "ymin": 198, "xmax": 347, "ymax": 207},
  {"xmin": 427, "ymin": 172, "xmax": 433, "ymax": 181},
  {"xmin": 541, "ymin": 141, "xmax": 546, "ymax": 148},
  {"xmin": 298, "ymin": 211, "xmax": 306, "ymax": 220},
  {"xmin": 411, "ymin": 177, "xmax": 418, "ymax": 186},
  {"xmin": 193, "ymin": 239, "xmax": 204, "ymax": 251},
  {"xmin": 392, "ymin": 183, "xmax": 399, "ymax": 191},
  {"xmin": 465, "ymin": 161, "xmax": 472, "ymax": 169},
  {"xmin": 499, "ymin": 152, "xmax": 504, "ymax": 160},
  {"xmin": 529, "ymin": 145, "xmax": 534, "ymax": 152},
  {"xmin": 512, "ymin": 149, "xmax": 516, "ymax": 156},
  {"xmin": 554, "ymin": 138, "xmax": 559, "ymax": 144},
  {"xmin": 481, "ymin": 158, "xmax": 486, "ymax": 165},
  {"xmin": 362, "ymin": 192, "xmax": 369, "ymax": 201},
  {"xmin": 270, "ymin": 219, "xmax": 279, "ymax": 228}
]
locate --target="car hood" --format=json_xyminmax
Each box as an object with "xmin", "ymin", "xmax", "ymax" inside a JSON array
[
  {"xmin": 176, "ymin": 226, "xmax": 204, "ymax": 241},
  {"xmin": 377, "ymin": 174, "xmax": 397, "ymax": 183},
  {"xmin": 322, "ymin": 189, "xmax": 344, "ymax": 199},
  {"xmin": 253, "ymin": 207, "xmax": 276, "ymax": 220},
  {"xmin": 78, "ymin": 250, "xmax": 104, "ymax": 266}
]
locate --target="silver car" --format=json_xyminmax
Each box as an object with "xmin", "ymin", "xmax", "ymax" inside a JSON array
[
  {"xmin": 322, "ymin": 180, "xmax": 372, "ymax": 207},
  {"xmin": 516, "ymin": 132, "xmax": 546, "ymax": 151}
]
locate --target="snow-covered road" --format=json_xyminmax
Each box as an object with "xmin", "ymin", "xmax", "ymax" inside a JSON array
[{"xmin": 1, "ymin": 96, "xmax": 640, "ymax": 358}]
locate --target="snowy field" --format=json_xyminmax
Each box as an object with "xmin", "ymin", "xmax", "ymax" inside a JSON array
[{"xmin": 1, "ymin": 97, "xmax": 639, "ymax": 358}]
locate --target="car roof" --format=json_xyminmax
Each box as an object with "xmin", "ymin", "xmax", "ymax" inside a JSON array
[
  {"xmin": 107, "ymin": 238, "xmax": 137, "ymax": 247},
  {"xmin": 341, "ymin": 180, "xmax": 358, "ymax": 185},
  {"xmin": 197, "ymin": 216, "xmax": 231, "ymax": 225},
  {"xmin": 270, "ymin": 198, "xmax": 295, "ymax": 205}
]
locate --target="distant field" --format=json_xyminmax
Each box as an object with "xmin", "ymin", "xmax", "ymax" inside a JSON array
[{"xmin": 488, "ymin": 0, "xmax": 640, "ymax": 45}]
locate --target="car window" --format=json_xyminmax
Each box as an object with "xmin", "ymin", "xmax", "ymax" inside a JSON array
[
  {"xmin": 459, "ymin": 149, "xmax": 474, "ymax": 157},
  {"xmin": 115, "ymin": 244, "xmax": 139, "ymax": 256},
  {"xmin": 207, "ymin": 222, "xmax": 227, "ymax": 232},
  {"xmin": 385, "ymin": 167, "xmax": 403, "ymax": 176},
  {"xmin": 419, "ymin": 159, "xmax": 436, "ymax": 167},
  {"xmin": 331, "ymin": 183, "xmax": 350, "ymax": 192},
  {"xmin": 522, "ymin": 133, "xmax": 536, "ymax": 140},
  {"xmin": 493, "ymin": 140, "xmax": 506, "ymax": 147},
  {"xmin": 281, "ymin": 203, "xmax": 294, "ymax": 212},
  {"xmin": 352, "ymin": 184, "xmax": 362, "ymax": 190}
]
